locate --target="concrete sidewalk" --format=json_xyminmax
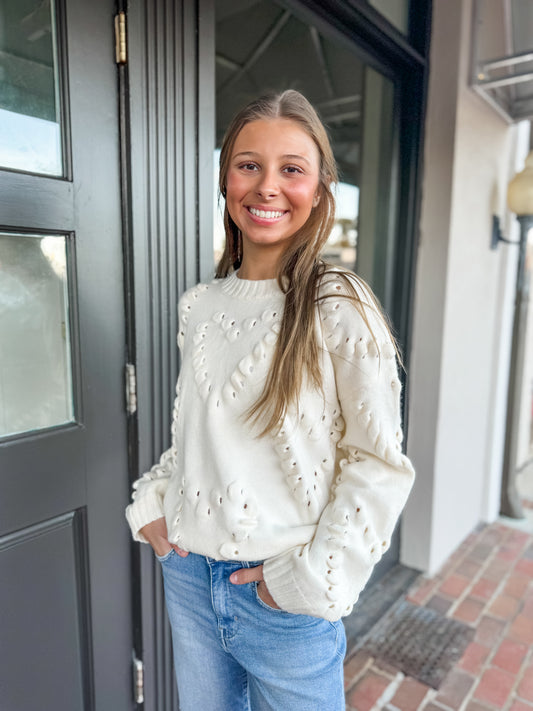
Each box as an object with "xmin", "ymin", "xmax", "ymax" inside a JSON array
[{"xmin": 344, "ymin": 515, "xmax": 533, "ymax": 710}]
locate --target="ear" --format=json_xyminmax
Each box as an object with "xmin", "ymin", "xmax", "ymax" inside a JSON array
[{"xmin": 312, "ymin": 194, "xmax": 320, "ymax": 207}]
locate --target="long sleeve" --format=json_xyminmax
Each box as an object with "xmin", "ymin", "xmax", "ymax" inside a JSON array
[
  {"xmin": 125, "ymin": 447, "xmax": 175, "ymax": 542},
  {"xmin": 125, "ymin": 292, "xmax": 191, "ymax": 543},
  {"xmin": 263, "ymin": 284, "xmax": 415, "ymax": 621}
]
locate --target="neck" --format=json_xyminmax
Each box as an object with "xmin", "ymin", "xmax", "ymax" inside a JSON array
[{"xmin": 238, "ymin": 249, "xmax": 281, "ymax": 281}]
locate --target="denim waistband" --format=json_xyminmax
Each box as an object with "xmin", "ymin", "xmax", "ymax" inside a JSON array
[{"xmin": 205, "ymin": 556, "xmax": 263, "ymax": 568}]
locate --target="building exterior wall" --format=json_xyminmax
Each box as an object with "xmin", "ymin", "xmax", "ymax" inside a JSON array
[{"xmin": 402, "ymin": 0, "xmax": 530, "ymax": 574}]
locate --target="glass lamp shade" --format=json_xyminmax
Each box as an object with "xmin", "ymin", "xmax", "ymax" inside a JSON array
[{"xmin": 507, "ymin": 151, "xmax": 533, "ymax": 216}]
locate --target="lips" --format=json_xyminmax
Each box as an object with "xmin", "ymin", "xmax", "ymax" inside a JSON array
[{"xmin": 247, "ymin": 206, "xmax": 287, "ymax": 219}]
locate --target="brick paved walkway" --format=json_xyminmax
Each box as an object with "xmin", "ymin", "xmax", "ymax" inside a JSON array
[{"xmin": 344, "ymin": 519, "xmax": 533, "ymax": 710}]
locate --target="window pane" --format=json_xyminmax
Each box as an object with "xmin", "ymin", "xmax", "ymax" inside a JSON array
[
  {"xmin": 0, "ymin": 0, "xmax": 63, "ymax": 175},
  {"xmin": 0, "ymin": 233, "xmax": 74, "ymax": 438},
  {"xmin": 214, "ymin": 1, "xmax": 399, "ymax": 312},
  {"xmin": 356, "ymin": 68, "xmax": 397, "ymax": 307},
  {"xmin": 215, "ymin": 2, "xmax": 362, "ymax": 274},
  {"xmin": 368, "ymin": 0, "xmax": 409, "ymax": 34}
]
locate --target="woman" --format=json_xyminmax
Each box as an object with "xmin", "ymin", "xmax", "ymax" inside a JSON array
[{"xmin": 126, "ymin": 90, "xmax": 415, "ymax": 711}]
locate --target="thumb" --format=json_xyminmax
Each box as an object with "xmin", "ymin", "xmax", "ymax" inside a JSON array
[{"xmin": 230, "ymin": 564, "xmax": 263, "ymax": 585}]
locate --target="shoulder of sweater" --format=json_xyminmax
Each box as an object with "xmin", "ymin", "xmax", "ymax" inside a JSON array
[
  {"xmin": 317, "ymin": 267, "xmax": 373, "ymax": 304},
  {"xmin": 176, "ymin": 279, "xmax": 221, "ymax": 340},
  {"xmin": 178, "ymin": 278, "xmax": 221, "ymax": 312},
  {"xmin": 317, "ymin": 268, "xmax": 390, "ymax": 343}
]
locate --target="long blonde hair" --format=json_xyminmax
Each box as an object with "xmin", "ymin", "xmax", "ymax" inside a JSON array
[{"xmin": 216, "ymin": 90, "xmax": 393, "ymax": 434}]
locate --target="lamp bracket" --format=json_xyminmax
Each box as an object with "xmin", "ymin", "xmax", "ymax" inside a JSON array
[{"xmin": 491, "ymin": 215, "xmax": 520, "ymax": 249}]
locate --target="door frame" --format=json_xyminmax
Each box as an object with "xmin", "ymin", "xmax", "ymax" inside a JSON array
[{"xmin": 125, "ymin": 1, "xmax": 215, "ymax": 707}]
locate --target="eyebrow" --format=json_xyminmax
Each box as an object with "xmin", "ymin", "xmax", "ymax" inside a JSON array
[{"xmin": 233, "ymin": 151, "xmax": 311, "ymax": 165}]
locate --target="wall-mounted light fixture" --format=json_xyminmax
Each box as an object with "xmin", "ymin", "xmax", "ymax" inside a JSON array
[
  {"xmin": 491, "ymin": 214, "xmax": 519, "ymax": 249},
  {"xmin": 501, "ymin": 150, "xmax": 533, "ymax": 519},
  {"xmin": 508, "ymin": 151, "xmax": 533, "ymax": 214}
]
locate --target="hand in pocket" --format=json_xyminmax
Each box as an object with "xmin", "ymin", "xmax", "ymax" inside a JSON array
[
  {"xmin": 230, "ymin": 564, "xmax": 280, "ymax": 609},
  {"xmin": 139, "ymin": 517, "xmax": 189, "ymax": 558}
]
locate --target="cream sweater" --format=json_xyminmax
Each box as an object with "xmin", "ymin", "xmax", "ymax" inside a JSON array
[{"xmin": 126, "ymin": 271, "xmax": 415, "ymax": 621}]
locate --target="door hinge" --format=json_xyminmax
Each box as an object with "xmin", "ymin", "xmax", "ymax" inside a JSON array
[
  {"xmin": 125, "ymin": 363, "xmax": 137, "ymax": 415},
  {"xmin": 114, "ymin": 11, "xmax": 127, "ymax": 65},
  {"xmin": 133, "ymin": 654, "xmax": 144, "ymax": 704}
]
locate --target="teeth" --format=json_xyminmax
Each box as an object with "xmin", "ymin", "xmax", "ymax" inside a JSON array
[{"xmin": 249, "ymin": 207, "xmax": 285, "ymax": 219}]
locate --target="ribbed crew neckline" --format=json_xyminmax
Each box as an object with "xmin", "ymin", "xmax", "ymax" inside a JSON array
[{"xmin": 220, "ymin": 271, "xmax": 283, "ymax": 300}]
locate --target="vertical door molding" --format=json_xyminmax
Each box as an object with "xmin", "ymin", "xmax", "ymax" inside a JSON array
[{"xmin": 127, "ymin": 0, "xmax": 215, "ymax": 707}]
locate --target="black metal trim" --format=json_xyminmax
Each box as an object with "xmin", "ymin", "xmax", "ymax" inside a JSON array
[
  {"xmin": 408, "ymin": 0, "xmax": 432, "ymax": 57},
  {"xmin": 280, "ymin": 0, "xmax": 428, "ymax": 76},
  {"xmin": 395, "ymin": 0, "xmax": 432, "ymax": 441}
]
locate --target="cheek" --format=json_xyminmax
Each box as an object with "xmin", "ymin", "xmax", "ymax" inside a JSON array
[
  {"xmin": 225, "ymin": 172, "xmax": 246, "ymax": 200},
  {"xmin": 288, "ymin": 182, "xmax": 319, "ymax": 211},
  {"xmin": 225, "ymin": 175, "xmax": 247, "ymax": 227}
]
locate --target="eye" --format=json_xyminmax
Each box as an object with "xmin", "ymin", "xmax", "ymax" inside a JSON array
[
  {"xmin": 238, "ymin": 162, "xmax": 259, "ymax": 172},
  {"xmin": 283, "ymin": 165, "xmax": 304, "ymax": 175}
]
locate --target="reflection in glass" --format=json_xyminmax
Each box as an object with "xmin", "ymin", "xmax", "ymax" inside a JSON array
[
  {"xmin": 214, "ymin": 1, "xmax": 363, "ymax": 274},
  {"xmin": 214, "ymin": 0, "xmax": 400, "ymax": 313},
  {"xmin": 0, "ymin": 0, "xmax": 63, "ymax": 175},
  {"xmin": 0, "ymin": 233, "xmax": 74, "ymax": 437},
  {"xmin": 356, "ymin": 68, "xmax": 397, "ymax": 308},
  {"xmin": 368, "ymin": 0, "xmax": 409, "ymax": 34}
]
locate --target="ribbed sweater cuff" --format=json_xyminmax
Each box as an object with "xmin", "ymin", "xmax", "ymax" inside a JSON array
[
  {"xmin": 125, "ymin": 489, "xmax": 166, "ymax": 543},
  {"xmin": 262, "ymin": 549, "xmax": 325, "ymax": 618}
]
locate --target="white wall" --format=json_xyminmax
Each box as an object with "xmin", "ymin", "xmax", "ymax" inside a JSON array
[{"xmin": 402, "ymin": 0, "xmax": 529, "ymax": 574}]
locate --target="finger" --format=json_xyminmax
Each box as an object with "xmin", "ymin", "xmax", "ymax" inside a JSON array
[
  {"xmin": 230, "ymin": 564, "xmax": 263, "ymax": 585},
  {"xmin": 173, "ymin": 545, "xmax": 189, "ymax": 557}
]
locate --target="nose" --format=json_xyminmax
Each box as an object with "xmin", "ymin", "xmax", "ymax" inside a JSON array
[{"xmin": 255, "ymin": 168, "xmax": 279, "ymax": 199}]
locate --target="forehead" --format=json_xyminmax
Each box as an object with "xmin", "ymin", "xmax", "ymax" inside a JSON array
[{"xmin": 232, "ymin": 119, "xmax": 319, "ymax": 161}]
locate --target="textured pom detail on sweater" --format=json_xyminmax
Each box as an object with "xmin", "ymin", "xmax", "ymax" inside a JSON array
[{"xmin": 126, "ymin": 270, "xmax": 415, "ymax": 621}]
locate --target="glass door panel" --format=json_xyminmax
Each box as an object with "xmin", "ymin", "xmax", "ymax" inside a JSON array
[
  {"xmin": 0, "ymin": 0, "xmax": 63, "ymax": 175},
  {"xmin": 0, "ymin": 232, "xmax": 73, "ymax": 437}
]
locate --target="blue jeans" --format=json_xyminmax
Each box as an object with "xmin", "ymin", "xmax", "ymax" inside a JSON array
[{"xmin": 157, "ymin": 550, "xmax": 346, "ymax": 711}]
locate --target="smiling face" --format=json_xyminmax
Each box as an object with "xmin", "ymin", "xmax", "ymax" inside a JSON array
[{"xmin": 225, "ymin": 118, "xmax": 321, "ymax": 267}]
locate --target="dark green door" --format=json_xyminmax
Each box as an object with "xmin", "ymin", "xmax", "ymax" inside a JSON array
[{"xmin": 0, "ymin": 0, "xmax": 133, "ymax": 708}]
